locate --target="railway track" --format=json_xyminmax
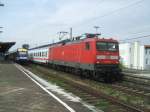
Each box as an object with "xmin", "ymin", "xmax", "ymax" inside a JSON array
[
  {"xmin": 24, "ymin": 64, "xmax": 150, "ymax": 112},
  {"xmin": 122, "ymin": 73, "xmax": 150, "ymax": 93},
  {"xmin": 111, "ymin": 83, "xmax": 150, "ymax": 98},
  {"xmin": 63, "ymin": 79, "xmax": 149, "ymax": 112}
]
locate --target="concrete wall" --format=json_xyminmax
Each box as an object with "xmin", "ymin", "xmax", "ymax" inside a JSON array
[
  {"xmin": 144, "ymin": 47, "xmax": 150, "ymax": 69},
  {"xmin": 131, "ymin": 42, "xmax": 141, "ymax": 69},
  {"xmin": 119, "ymin": 42, "xmax": 148, "ymax": 70},
  {"xmin": 139, "ymin": 46, "xmax": 145, "ymax": 70},
  {"xmin": 119, "ymin": 43, "xmax": 131, "ymax": 68}
]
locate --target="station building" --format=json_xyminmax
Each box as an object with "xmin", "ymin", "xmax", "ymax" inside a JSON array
[
  {"xmin": 0, "ymin": 42, "xmax": 15, "ymax": 60},
  {"xmin": 119, "ymin": 42, "xmax": 150, "ymax": 70}
]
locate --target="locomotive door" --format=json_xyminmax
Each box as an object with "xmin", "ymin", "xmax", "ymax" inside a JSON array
[
  {"xmin": 77, "ymin": 44, "xmax": 82, "ymax": 67},
  {"xmin": 49, "ymin": 47, "xmax": 53, "ymax": 63}
]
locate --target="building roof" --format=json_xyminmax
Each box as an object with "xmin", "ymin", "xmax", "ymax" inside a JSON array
[
  {"xmin": 0, "ymin": 42, "xmax": 16, "ymax": 53},
  {"xmin": 144, "ymin": 45, "xmax": 150, "ymax": 48}
]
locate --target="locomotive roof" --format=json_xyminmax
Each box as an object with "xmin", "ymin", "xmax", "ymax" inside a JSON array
[{"xmin": 29, "ymin": 36, "xmax": 118, "ymax": 50}]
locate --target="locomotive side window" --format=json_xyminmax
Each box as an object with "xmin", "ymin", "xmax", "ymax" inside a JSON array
[
  {"xmin": 85, "ymin": 42, "xmax": 90, "ymax": 50},
  {"xmin": 96, "ymin": 42, "xmax": 118, "ymax": 51}
]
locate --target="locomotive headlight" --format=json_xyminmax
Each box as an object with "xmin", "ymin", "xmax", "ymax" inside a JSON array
[
  {"xmin": 96, "ymin": 55, "xmax": 106, "ymax": 59},
  {"xmin": 110, "ymin": 56, "xmax": 118, "ymax": 59}
]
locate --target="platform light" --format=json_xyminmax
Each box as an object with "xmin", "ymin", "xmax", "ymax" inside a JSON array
[{"xmin": 0, "ymin": 3, "xmax": 4, "ymax": 6}]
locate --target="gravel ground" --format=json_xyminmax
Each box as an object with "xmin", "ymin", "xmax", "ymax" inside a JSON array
[{"xmin": 0, "ymin": 62, "xmax": 70, "ymax": 112}]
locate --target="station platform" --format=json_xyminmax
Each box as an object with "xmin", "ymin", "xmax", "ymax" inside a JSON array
[{"xmin": 0, "ymin": 61, "xmax": 100, "ymax": 112}]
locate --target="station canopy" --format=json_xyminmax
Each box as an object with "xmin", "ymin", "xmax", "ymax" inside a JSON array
[{"xmin": 0, "ymin": 42, "xmax": 16, "ymax": 53}]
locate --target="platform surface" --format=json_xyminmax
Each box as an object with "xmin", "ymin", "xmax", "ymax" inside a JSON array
[{"xmin": 0, "ymin": 61, "xmax": 98, "ymax": 112}]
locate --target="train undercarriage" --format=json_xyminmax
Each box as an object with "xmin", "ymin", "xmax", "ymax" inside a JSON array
[{"xmin": 47, "ymin": 62, "xmax": 123, "ymax": 83}]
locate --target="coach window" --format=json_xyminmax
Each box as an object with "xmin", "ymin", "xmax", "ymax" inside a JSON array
[
  {"xmin": 44, "ymin": 52, "xmax": 46, "ymax": 57},
  {"xmin": 45, "ymin": 52, "xmax": 47, "ymax": 57},
  {"xmin": 85, "ymin": 42, "xmax": 90, "ymax": 50}
]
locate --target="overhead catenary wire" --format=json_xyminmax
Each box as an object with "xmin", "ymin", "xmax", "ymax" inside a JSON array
[
  {"xmin": 119, "ymin": 34, "xmax": 150, "ymax": 42},
  {"xmin": 0, "ymin": 1, "xmax": 4, "ymax": 6},
  {"xmin": 77, "ymin": 0, "xmax": 145, "ymax": 27},
  {"xmin": 93, "ymin": 0, "xmax": 144, "ymax": 20}
]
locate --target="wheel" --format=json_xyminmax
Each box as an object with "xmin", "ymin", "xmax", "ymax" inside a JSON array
[
  {"xmin": 104, "ymin": 73, "xmax": 112, "ymax": 83},
  {"xmin": 92, "ymin": 71, "xmax": 100, "ymax": 81},
  {"xmin": 116, "ymin": 73, "xmax": 124, "ymax": 82}
]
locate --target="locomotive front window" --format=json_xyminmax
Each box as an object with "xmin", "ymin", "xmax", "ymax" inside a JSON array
[
  {"xmin": 96, "ymin": 42, "xmax": 118, "ymax": 51},
  {"xmin": 18, "ymin": 51, "xmax": 27, "ymax": 57}
]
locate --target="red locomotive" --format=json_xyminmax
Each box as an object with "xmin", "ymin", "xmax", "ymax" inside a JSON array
[{"xmin": 28, "ymin": 34, "xmax": 122, "ymax": 82}]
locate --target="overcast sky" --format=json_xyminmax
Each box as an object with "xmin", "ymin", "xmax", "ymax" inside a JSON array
[{"xmin": 0, "ymin": 0, "xmax": 150, "ymax": 50}]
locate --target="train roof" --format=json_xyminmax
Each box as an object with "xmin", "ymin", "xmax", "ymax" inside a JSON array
[
  {"xmin": 29, "ymin": 39, "xmax": 71, "ymax": 50},
  {"xmin": 6, "ymin": 48, "xmax": 27, "ymax": 55},
  {"xmin": 29, "ymin": 34, "xmax": 118, "ymax": 50}
]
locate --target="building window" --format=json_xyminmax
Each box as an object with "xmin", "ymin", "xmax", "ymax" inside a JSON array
[
  {"xmin": 146, "ymin": 58, "xmax": 148, "ymax": 65},
  {"xmin": 145, "ymin": 49, "xmax": 147, "ymax": 54}
]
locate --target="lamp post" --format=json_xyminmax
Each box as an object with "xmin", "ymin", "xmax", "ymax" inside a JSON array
[
  {"xmin": 94, "ymin": 26, "xmax": 100, "ymax": 34},
  {"xmin": 0, "ymin": 2, "xmax": 4, "ymax": 6},
  {"xmin": 0, "ymin": 27, "xmax": 3, "ymax": 33},
  {"xmin": 0, "ymin": 1, "xmax": 4, "ymax": 33}
]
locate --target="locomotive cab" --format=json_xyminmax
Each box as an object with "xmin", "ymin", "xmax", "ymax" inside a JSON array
[
  {"xmin": 96, "ymin": 40, "xmax": 119, "ymax": 65},
  {"xmin": 94, "ymin": 38, "xmax": 121, "ymax": 82}
]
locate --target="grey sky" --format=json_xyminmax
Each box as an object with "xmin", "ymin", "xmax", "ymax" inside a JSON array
[{"xmin": 0, "ymin": 0, "xmax": 150, "ymax": 50}]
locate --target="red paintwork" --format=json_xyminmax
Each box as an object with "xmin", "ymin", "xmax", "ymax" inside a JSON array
[{"xmin": 48, "ymin": 37, "xmax": 119, "ymax": 65}]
